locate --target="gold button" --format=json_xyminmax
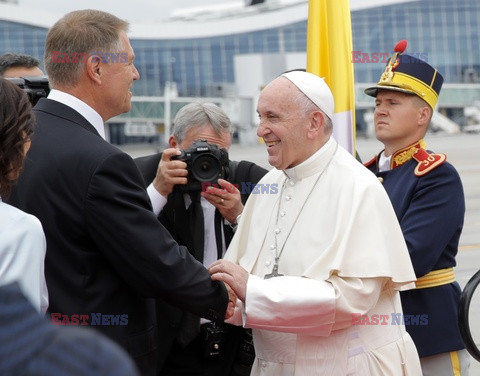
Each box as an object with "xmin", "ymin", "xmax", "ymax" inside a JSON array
[{"xmin": 378, "ymin": 177, "xmax": 384, "ymax": 183}]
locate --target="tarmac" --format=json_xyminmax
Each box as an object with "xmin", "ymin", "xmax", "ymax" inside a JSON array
[{"xmin": 120, "ymin": 131, "xmax": 480, "ymax": 370}]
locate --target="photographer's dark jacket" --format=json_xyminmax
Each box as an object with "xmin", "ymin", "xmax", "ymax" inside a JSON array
[
  {"xmin": 8, "ymin": 98, "xmax": 229, "ymax": 376},
  {"xmin": 364, "ymin": 140, "xmax": 466, "ymax": 358},
  {"xmin": 135, "ymin": 152, "xmax": 267, "ymax": 374}
]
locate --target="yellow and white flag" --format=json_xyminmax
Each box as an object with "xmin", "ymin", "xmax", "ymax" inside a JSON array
[{"xmin": 307, "ymin": 0, "xmax": 356, "ymax": 154}]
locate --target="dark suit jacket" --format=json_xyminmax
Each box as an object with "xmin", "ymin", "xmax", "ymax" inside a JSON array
[
  {"xmin": 7, "ymin": 98, "xmax": 228, "ymax": 376},
  {"xmin": 0, "ymin": 282, "xmax": 139, "ymax": 376},
  {"xmin": 134, "ymin": 153, "xmax": 267, "ymax": 373}
]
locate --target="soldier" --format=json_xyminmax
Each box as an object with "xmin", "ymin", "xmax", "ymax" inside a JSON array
[{"xmin": 364, "ymin": 40, "xmax": 470, "ymax": 375}]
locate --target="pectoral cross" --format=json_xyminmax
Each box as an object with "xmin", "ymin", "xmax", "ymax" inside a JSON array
[{"xmin": 264, "ymin": 264, "xmax": 284, "ymax": 279}]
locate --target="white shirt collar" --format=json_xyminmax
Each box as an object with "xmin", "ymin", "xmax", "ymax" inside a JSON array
[
  {"xmin": 378, "ymin": 151, "xmax": 392, "ymax": 172},
  {"xmin": 47, "ymin": 89, "xmax": 106, "ymax": 140}
]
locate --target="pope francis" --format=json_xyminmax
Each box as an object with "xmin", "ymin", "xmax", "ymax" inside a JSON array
[{"xmin": 209, "ymin": 70, "xmax": 422, "ymax": 375}]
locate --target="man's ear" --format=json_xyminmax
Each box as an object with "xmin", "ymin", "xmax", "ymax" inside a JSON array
[
  {"xmin": 418, "ymin": 105, "xmax": 432, "ymax": 127},
  {"xmin": 168, "ymin": 135, "xmax": 178, "ymax": 148},
  {"xmin": 85, "ymin": 55, "xmax": 102, "ymax": 84},
  {"xmin": 307, "ymin": 110, "xmax": 324, "ymax": 140}
]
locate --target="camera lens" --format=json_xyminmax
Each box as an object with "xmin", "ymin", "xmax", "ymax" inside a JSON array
[{"xmin": 191, "ymin": 154, "xmax": 221, "ymax": 182}]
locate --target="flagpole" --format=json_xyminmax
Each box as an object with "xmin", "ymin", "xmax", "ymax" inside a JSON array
[{"xmin": 306, "ymin": 0, "xmax": 356, "ymax": 155}]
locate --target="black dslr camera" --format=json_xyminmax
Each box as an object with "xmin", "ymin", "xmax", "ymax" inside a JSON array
[
  {"xmin": 6, "ymin": 76, "xmax": 50, "ymax": 106},
  {"xmin": 172, "ymin": 139, "xmax": 230, "ymax": 191}
]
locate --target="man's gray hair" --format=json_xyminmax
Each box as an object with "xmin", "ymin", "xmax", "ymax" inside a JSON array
[
  {"xmin": 172, "ymin": 102, "xmax": 232, "ymax": 143},
  {"xmin": 0, "ymin": 53, "xmax": 41, "ymax": 77},
  {"xmin": 44, "ymin": 9, "xmax": 129, "ymax": 87},
  {"xmin": 293, "ymin": 89, "xmax": 333, "ymax": 134}
]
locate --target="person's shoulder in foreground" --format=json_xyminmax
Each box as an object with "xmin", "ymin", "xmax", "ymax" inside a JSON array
[{"xmin": 0, "ymin": 282, "xmax": 139, "ymax": 376}]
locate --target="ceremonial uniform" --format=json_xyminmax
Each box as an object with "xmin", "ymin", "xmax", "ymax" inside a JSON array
[
  {"xmin": 365, "ymin": 140, "xmax": 466, "ymax": 358},
  {"xmin": 364, "ymin": 40, "xmax": 469, "ymax": 374}
]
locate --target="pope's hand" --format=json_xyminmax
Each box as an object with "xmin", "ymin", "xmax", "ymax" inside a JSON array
[{"xmin": 209, "ymin": 259, "xmax": 248, "ymax": 302}]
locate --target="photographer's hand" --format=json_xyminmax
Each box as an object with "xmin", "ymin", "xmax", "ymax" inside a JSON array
[
  {"xmin": 152, "ymin": 148, "xmax": 188, "ymax": 197},
  {"xmin": 202, "ymin": 179, "xmax": 243, "ymax": 225}
]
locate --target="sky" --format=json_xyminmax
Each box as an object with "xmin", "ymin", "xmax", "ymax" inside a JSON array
[{"xmin": 18, "ymin": 0, "xmax": 243, "ymax": 23}]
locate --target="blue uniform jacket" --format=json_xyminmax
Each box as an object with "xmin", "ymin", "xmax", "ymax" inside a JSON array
[{"xmin": 365, "ymin": 141, "xmax": 466, "ymax": 357}]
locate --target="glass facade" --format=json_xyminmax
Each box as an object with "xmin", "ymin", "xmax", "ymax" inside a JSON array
[
  {"xmin": 352, "ymin": 0, "xmax": 480, "ymax": 84},
  {"xmin": 0, "ymin": 21, "xmax": 46, "ymax": 62},
  {"xmin": 129, "ymin": 22, "xmax": 308, "ymax": 97}
]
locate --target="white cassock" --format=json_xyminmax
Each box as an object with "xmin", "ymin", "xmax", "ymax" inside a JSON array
[
  {"xmin": 0, "ymin": 200, "xmax": 49, "ymax": 313},
  {"xmin": 224, "ymin": 138, "xmax": 422, "ymax": 375}
]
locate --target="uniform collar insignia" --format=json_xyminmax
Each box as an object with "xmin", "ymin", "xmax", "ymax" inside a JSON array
[{"xmin": 391, "ymin": 139, "xmax": 427, "ymax": 169}]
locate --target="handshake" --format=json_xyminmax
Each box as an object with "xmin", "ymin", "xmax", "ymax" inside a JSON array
[{"xmin": 209, "ymin": 260, "xmax": 249, "ymax": 320}]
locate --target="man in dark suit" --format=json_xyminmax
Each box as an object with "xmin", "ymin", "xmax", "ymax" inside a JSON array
[
  {"xmin": 135, "ymin": 102, "xmax": 267, "ymax": 375},
  {"xmin": 7, "ymin": 10, "xmax": 234, "ymax": 376}
]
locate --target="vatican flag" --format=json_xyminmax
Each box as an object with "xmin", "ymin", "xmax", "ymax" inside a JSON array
[{"xmin": 307, "ymin": 0, "xmax": 356, "ymax": 155}]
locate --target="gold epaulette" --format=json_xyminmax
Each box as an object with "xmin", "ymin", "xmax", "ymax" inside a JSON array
[
  {"xmin": 415, "ymin": 267, "xmax": 455, "ymax": 289},
  {"xmin": 412, "ymin": 148, "xmax": 446, "ymax": 176}
]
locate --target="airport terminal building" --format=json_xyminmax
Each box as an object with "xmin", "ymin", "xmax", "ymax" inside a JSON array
[{"xmin": 1, "ymin": 0, "xmax": 479, "ymax": 143}]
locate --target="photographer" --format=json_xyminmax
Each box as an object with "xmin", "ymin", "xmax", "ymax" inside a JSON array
[
  {"xmin": 135, "ymin": 102, "xmax": 267, "ymax": 376},
  {"xmin": 1, "ymin": 53, "xmax": 49, "ymax": 106},
  {"xmin": 0, "ymin": 53, "xmax": 43, "ymax": 78},
  {"xmin": 1, "ymin": 53, "xmax": 50, "ymax": 107}
]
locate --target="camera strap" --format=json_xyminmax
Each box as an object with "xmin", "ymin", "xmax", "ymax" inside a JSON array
[
  {"xmin": 214, "ymin": 210, "xmax": 223, "ymax": 259},
  {"xmin": 187, "ymin": 191, "xmax": 204, "ymax": 262}
]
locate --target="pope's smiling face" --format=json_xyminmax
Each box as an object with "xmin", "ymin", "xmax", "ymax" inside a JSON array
[{"xmin": 256, "ymin": 77, "xmax": 316, "ymax": 170}]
